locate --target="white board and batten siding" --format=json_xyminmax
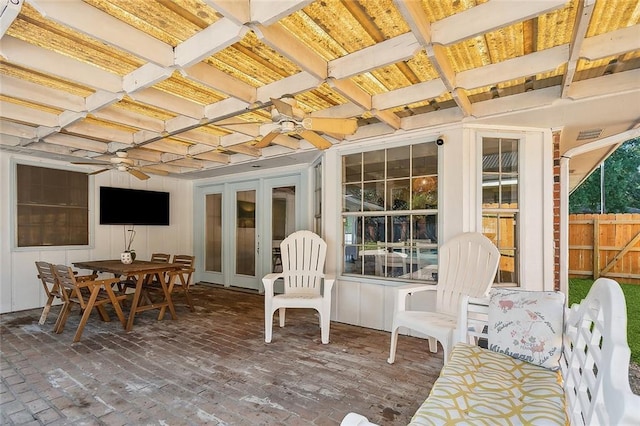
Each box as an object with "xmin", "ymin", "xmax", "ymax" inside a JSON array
[
  {"xmin": 0, "ymin": 151, "xmax": 193, "ymax": 314},
  {"xmin": 325, "ymin": 125, "xmax": 554, "ymax": 332}
]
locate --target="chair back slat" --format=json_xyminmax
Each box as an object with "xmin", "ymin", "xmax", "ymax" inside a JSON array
[
  {"xmin": 280, "ymin": 230, "xmax": 327, "ymax": 295},
  {"xmin": 436, "ymin": 232, "xmax": 500, "ymax": 316},
  {"xmin": 151, "ymin": 253, "xmax": 171, "ymax": 263},
  {"xmin": 171, "ymin": 254, "xmax": 195, "ymax": 279},
  {"xmin": 172, "ymin": 254, "xmax": 194, "ymax": 268},
  {"xmin": 52, "ymin": 264, "xmax": 88, "ymax": 309},
  {"xmin": 35, "ymin": 261, "xmax": 58, "ymax": 297}
]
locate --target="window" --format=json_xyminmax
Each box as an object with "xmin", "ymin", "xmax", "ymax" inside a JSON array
[
  {"xmin": 342, "ymin": 143, "xmax": 438, "ymax": 281},
  {"xmin": 16, "ymin": 164, "xmax": 89, "ymax": 247},
  {"xmin": 481, "ymin": 137, "xmax": 519, "ymax": 285}
]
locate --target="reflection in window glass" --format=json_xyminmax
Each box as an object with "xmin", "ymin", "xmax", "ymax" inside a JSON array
[
  {"xmin": 387, "ymin": 179, "xmax": 410, "ymax": 210},
  {"xmin": 363, "ymin": 182, "xmax": 385, "ymax": 211},
  {"xmin": 17, "ymin": 164, "xmax": 88, "ymax": 247},
  {"xmin": 343, "ymin": 183, "xmax": 362, "ymax": 212},
  {"xmin": 482, "ymin": 138, "xmax": 518, "ymax": 208},
  {"xmin": 342, "ymin": 143, "xmax": 438, "ymax": 281},
  {"xmin": 482, "ymin": 137, "xmax": 519, "ymax": 285},
  {"xmin": 387, "ymin": 146, "xmax": 410, "ymax": 179},
  {"xmin": 272, "ymin": 186, "xmax": 295, "ymax": 273},
  {"xmin": 343, "ymin": 154, "xmax": 361, "ymax": 183},
  {"xmin": 412, "ymin": 176, "xmax": 437, "ymax": 209},
  {"xmin": 363, "ymin": 150, "xmax": 385, "ymax": 181},
  {"xmin": 412, "ymin": 143, "xmax": 438, "ymax": 176},
  {"xmin": 236, "ymin": 190, "xmax": 256, "ymax": 276}
]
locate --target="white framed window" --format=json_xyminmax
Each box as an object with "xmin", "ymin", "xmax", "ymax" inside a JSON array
[
  {"xmin": 341, "ymin": 142, "xmax": 438, "ymax": 281},
  {"xmin": 16, "ymin": 164, "xmax": 89, "ymax": 247},
  {"xmin": 481, "ymin": 137, "xmax": 519, "ymax": 285}
]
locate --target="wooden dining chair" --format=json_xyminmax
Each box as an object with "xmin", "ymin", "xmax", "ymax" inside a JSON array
[
  {"xmin": 151, "ymin": 254, "xmax": 196, "ymax": 315},
  {"xmin": 35, "ymin": 261, "xmax": 97, "ymax": 325},
  {"xmin": 35, "ymin": 261, "xmax": 61, "ymax": 325},
  {"xmin": 52, "ymin": 264, "xmax": 127, "ymax": 343},
  {"xmin": 168, "ymin": 254, "xmax": 196, "ymax": 311}
]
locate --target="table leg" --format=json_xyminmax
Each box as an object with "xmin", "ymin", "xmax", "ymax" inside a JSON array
[
  {"xmin": 73, "ymin": 284, "xmax": 101, "ymax": 343},
  {"xmin": 104, "ymin": 282, "xmax": 127, "ymax": 329},
  {"xmin": 126, "ymin": 274, "xmax": 144, "ymax": 332},
  {"xmin": 157, "ymin": 272, "xmax": 178, "ymax": 321}
]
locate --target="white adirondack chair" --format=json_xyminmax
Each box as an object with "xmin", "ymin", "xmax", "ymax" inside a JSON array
[
  {"xmin": 387, "ymin": 232, "xmax": 500, "ymax": 364},
  {"xmin": 263, "ymin": 230, "xmax": 335, "ymax": 344}
]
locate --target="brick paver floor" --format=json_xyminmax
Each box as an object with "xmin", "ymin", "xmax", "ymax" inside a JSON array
[{"xmin": 1, "ymin": 284, "xmax": 444, "ymax": 425}]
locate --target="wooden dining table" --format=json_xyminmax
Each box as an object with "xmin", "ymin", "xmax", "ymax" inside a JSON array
[{"xmin": 73, "ymin": 259, "xmax": 181, "ymax": 331}]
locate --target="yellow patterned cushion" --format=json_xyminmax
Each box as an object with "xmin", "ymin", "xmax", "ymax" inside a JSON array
[{"xmin": 409, "ymin": 343, "xmax": 567, "ymax": 425}]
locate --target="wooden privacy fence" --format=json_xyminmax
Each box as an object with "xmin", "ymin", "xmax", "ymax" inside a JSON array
[{"xmin": 569, "ymin": 214, "xmax": 640, "ymax": 285}]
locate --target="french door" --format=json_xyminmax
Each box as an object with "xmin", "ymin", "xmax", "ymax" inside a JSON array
[
  {"xmin": 231, "ymin": 181, "xmax": 259, "ymax": 289},
  {"xmin": 195, "ymin": 175, "xmax": 301, "ymax": 291}
]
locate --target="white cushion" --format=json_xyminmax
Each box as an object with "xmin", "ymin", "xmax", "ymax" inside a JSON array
[{"xmin": 488, "ymin": 288, "xmax": 565, "ymax": 370}]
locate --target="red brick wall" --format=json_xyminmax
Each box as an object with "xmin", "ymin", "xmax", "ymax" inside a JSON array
[{"xmin": 553, "ymin": 131, "xmax": 561, "ymax": 291}]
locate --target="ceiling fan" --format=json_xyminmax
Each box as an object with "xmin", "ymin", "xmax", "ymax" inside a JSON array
[
  {"xmin": 221, "ymin": 96, "xmax": 358, "ymax": 150},
  {"xmin": 72, "ymin": 151, "xmax": 163, "ymax": 180}
]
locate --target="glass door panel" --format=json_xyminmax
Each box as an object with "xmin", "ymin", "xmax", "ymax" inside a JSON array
[
  {"xmin": 271, "ymin": 186, "xmax": 296, "ymax": 273},
  {"xmin": 236, "ymin": 190, "xmax": 256, "ymax": 276},
  {"xmin": 205, "ymin": 193, "xmax": 222, "ymax": 272}
]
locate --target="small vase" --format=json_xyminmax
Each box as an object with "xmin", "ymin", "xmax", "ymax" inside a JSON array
[{"xmin": 121, "ymin": 252, "xmax": 133, "ymax": 264}]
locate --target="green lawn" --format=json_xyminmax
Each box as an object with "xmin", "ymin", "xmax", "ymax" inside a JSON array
[{"xmin": 569, "ymin": 278, "xmax": 640, "ymax": 364}]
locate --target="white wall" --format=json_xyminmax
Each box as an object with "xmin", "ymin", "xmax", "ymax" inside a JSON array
[
  {"xmin": 324, "ymin": 124, "xmax": 554, "ymax": 332},
  {"xmin": 0, "ymin": 152, "xmax": 193, "ymax": 314}
]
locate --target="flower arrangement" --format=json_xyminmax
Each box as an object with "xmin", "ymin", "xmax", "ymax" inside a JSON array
[{"xmin": 124, "ymin": 226, "xmax": 136, "ymax": 253}]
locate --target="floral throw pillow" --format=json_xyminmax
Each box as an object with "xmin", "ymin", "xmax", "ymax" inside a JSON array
[{"xmin": 488, "ymin": 288, "xmax": 565, "ymax": 370}]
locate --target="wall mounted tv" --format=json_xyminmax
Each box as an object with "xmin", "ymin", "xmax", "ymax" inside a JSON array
[{"xmin": 99, "ymin": 186, "xmax": 170, "ymax": 226}]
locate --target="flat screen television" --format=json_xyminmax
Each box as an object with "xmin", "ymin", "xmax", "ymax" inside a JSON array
[{"xmin": 99, "ymin": 186, "xmax": 170, "ymax": 225}]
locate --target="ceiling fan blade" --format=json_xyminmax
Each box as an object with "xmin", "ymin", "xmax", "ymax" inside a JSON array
[
  {"xmin": 325, "ymin": 132, "xmax": 346, "ymax": 141},
  {"xmin": 301, "ymin": 117, "xmax": 358, "ymax": 135},
  {"xmin": 88, "ymin": 168, "xmax": 111, "ymax": 175},
  {"xmin": 254, "ymin": 131, "xmax": 280, "ymax": 148},
  {"xmin": 270, "ymin": 133, "xmax": 300, "ymax": 150},
  {"xmin": 300, "ymin": 130, "xmax": 333, "ymax": 150},
  {"xmin": 271, "ymin": 97, "xmax": 294, "ymax": 118},
  {"xmin": 128, "ymin": 169, "xmax": 150, "ymax": 180}
]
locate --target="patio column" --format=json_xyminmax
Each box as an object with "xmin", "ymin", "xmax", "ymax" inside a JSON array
[{"xmin": 559, "ymin": 126, "xmax": 640, "ymax": 298}]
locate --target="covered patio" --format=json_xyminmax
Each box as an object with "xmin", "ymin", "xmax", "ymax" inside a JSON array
[{"xmin": 1, "ymin": 0, "xmax": 639, "ymax": 422}]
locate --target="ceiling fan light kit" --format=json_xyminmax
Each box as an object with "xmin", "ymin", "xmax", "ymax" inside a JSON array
[
  {"xmin": 72, "ymin": 151, "xmax": 151, "ymax": 180},
  {"xmin": 249, "ymin": 96, "xmax": 359, "ymax": 150},
  {"xmin": 280, "ymin": 121, "xmax": 296, "ymax": 133}
]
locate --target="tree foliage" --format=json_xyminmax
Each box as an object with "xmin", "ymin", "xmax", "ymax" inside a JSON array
[{"xmin": 569, "ymin": 138, "xmax": 640, "ymax": 214}]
